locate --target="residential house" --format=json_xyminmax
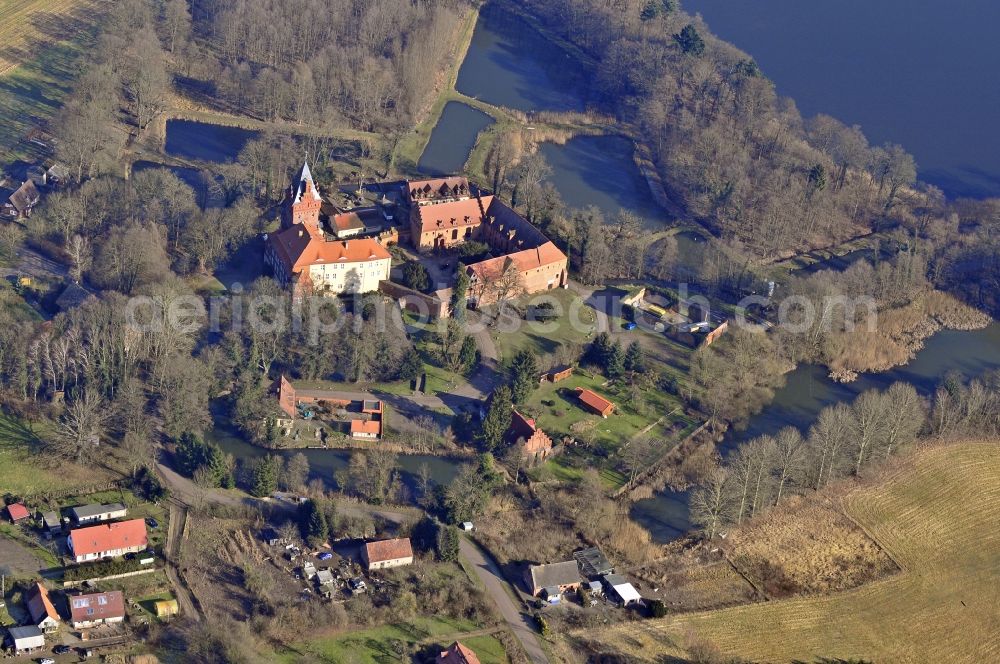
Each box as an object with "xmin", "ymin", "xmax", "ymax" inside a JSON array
[
  {"xmin": 26, "ymin": 583, "xmax": 60, "ymax": 633},
  {"xmin": 574, "ymin": 547, "xmax": 614, "ymax": 578},
  {"xmin": 575, "ymin": 388, "xmax": 615, "ymax": 418},
  {"xmin": 6, "ymin": 503, "xmax": 29, "ymax": 523},
  {"xmin": 71, "ymin": 503, "xmax": 127, "ymax": 526},
  {"xmin": 603, "ymin": 574, "xmax": 642, "ymax": 606},
  {"xmin": 508, "ymin": 410, "xmax": 553, "ymax": 464},
  {"xmin": 265, "ymin": 162, "xmax": 392, "ymax": 297},
  {"xmin": 6, "ymin": 625, "xmax": 45, "ymax": 654},
  {"xmin": 361, "ymin": 538, "xmax": 413, "ymax": 570},
  {"xmin": 67, "ymin": 519, "xmax": 147, "ymax": 563},
  {"xmin": 7, "ymin": 180, "xmax": 40, "ymax": 218},
  {"xmin": 438, "ymin": 641, "xmax": 482, "ymax": 664},
  {"xmin": 54, "ymin": 282, "xmax": 95, "ymax": 312},
  {"xmin": 69, "ymin": 590, "xmax": 125, "ymax": 629},
  {"xmin": 524, "ymin": 561, "xmax": 582, "ymax": 597}
]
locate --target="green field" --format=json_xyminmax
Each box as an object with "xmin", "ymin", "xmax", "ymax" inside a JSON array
[{"xmin": 278, "ymin": 616, "xmax": 508, "ymax": 664}]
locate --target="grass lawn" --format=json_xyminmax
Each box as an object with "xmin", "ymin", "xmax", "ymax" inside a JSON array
[
  {"xmin": 0, "ymin": 521, "xmax": 59, "ymax": 567},
  {"xmin": 587, "ymin": 441, "xmax": 1000, "ymax": 662},
  {"xmin": 278, "ymin": 616, "xmax": 491, "ymax": 664}
]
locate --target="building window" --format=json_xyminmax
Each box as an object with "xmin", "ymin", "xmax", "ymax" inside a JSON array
[{"xmin": 452, "ymin": 229, "xmax": 458, "ymax": 240}]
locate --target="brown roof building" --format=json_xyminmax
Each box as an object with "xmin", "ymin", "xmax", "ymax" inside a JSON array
[
  {"xmin": 361, "ymin": 537, "xmax": 414, "ymax": 570},
  {"xmin": 575, "ymin": 388, "xmax": 615, "ymax": 418},
  {"xmin": 8, "ymin": 180, "xmax": 40, "ymax": 218},
  {"xmin": 69, "ymin": 590, "xmax": 125, "ymax": 629},
  {"xmin": 438, "ymin": 641, "xmax": 482, "ymax": 664},
  {"xmin": 508, "ymin": 410, "xmax": 553, "ymax": 464}
]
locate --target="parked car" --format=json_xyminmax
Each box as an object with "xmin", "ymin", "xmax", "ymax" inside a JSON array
[
  {"xmin": 146, "ymin": 517, "xmax": 159, "ymax": 529},
  {"xmin": 39, "ymin": 658, "xmax": 56, "ymax": 664},
  {"xmin": 623, "ymin": 321, "xmax": 637, "ymax": 331},
  {"xmin": 317, "ymin": 552, "xmax": 334, "ymax": 561},
  {"xmin": 53, "ymin": 645, "xmax": 72, "ymax": 655}
]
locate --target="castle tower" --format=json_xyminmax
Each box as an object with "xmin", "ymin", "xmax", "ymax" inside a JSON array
[{"xmin": 285, "ymin": 160, "xmax": 323, "ymax": 233}]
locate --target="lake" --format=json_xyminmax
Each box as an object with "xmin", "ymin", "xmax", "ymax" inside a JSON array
[
  {"xmin": 165, "ymin": 119, "xmax": 259, "ymax": 163},
  {"xmin": 418, "ymin": 102, "xmax": 494, "ymax": 176},
  {"xmin": 632, "ymin": 321, "xmax": 1000, "ymax": 542},
  {"xmin": 684, "ymin": 0, "xmax": 1000, "ymax": 198}
]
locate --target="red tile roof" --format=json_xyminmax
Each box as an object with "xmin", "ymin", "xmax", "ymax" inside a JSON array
[
  {"xmin": 7, "ymin": 503, "xmax": 30, "ymax": 522},
  {"xmin": 350, "ymin": 419, "xmax": 381, "ymax": 436},
  {"xmin": 363, "ymin": 537, "xmax": 413, "ymax": 563},
  {"xmin": 407, "ymin": 177, "xmax": 471, "ymax": 203},
  {"xmin": 576, "ymin": 388, "xmax": 615, "ymax": 416},
  {"xmin": 509, "ymin": 410, "xmax": 537, "ymax": 440},
  {"xmin": 438, "ymin": 641, "xmax": 482, "ymax": 664},
  {"xmin": 331, "ymin": 212, "xmax": 366, "ymax": 233},
  {"xmin": 414, "ymin": 195, "xmax": 492, "ymax": 235},
  {"xmin": 269, "ymin": 227, "xmax": 391, "ymax": 273},
  {"xmin": 69, "ymin": 591, "xmax": 125, "ymax": 624},
  {"xmin": 27, "ymin": 583, "xmax": 59, "ymax": 625},
  {"xmin": 466, "ymin": 241, "xmax": 566, "ymax": 281},
  {"xmin": 69, "ymin": 519, "xmax": 147, "ymax": 557}
]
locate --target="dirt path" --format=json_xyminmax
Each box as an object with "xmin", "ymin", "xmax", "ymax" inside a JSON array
[
  {"xmin": 164, "ymin": 500, "xmax": 202, "ymax": 622},
  {"xmin": 459, "ymin": 536, "xmax": 549, "ymax": 664}
]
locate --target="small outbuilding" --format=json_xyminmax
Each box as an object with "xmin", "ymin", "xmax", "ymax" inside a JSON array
[
  {"xmin": 70, "ymin": 503, "xmax": 127, "ymax": 526},
  {"xmin": 544, "ymin": 365, "xmax": 574, "ymax": 383},
  {"xmin": 154, "ymin": 599, "xmax": 179, "ymax": 619},
  {"xmin": 574, "ymin": 547, "xmax": 614, "ymax": 578},
  {"xmin": 575, "ymin": 388, "xmax": 615, "ymax": 418},
  {"xmin": 603, "ymin": 574, "xmax": 642, "ymax": 607},
  {"xmin": 6, "ymin": 625, "xmax": 45, "ymax": 654},
  {"xmin": 6, "ymin": 503, "xmax": 30, "ymax": 523},
  {"xmin": 40, "ymin": 511, "xmax": 62, "ymax": 535}
]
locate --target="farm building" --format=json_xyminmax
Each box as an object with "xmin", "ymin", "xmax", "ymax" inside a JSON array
[
  {"xmin": 524, "ymin": 561, "xmax": 582, "ymax": 597},
  {"xmin": 26, "ymin": 582, "xmax": 60, "ymax": 633},
  {"xmin": 362, "ymin": 537, "xmax": 413, "ymax": 570},
  {"xmin": 70, "ymin": 590, "xmax": 125, "ymax": 629},
  {"xmin": 438, "ymin": 641, "xmax": 481, "ymax": 664},
  {"xmin": 5, "ymin": 625, "xmax": 45, "ymax": 654},
  {"xmin": 575, "ymin": 388, "xmax": 615, "ymax": 418},
  {"xmin": 6, "ymin": 502, "xmax": 29, "ymax": 523},
  {"xmin": 71, "ymin": 503, "xmax": 127, "ymax": 525},
  {"xmin": 67, "ymin": 519, "xmax": 147, "ymax": 563}
]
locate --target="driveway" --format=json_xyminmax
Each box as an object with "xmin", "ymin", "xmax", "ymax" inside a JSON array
[{"xmin": 459, "ymin": 536, "xmax": 549, "ymax": 664}]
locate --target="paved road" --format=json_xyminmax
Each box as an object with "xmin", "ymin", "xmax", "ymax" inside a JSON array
[{"xmin": 459, "ymin": 536, "xmax": 549, "ymax": 664}]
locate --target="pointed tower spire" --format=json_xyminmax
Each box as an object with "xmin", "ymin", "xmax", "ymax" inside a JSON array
[{"xmin": 293, "ymin": 159, "xmax": 321, "ymax": 204}]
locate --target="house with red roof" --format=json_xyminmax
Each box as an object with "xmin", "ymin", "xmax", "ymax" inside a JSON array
[
  {"xmin": 438, "ymin": 641, "xmax": 481, "ymax": 664},
  {"xmin": 26, "ymin": 583, "xmax": 60, "ymax": 633},
  {"xmin": 575, "ymin": 388, "xmax": 615, "ymax": 418},
  {"xmin": 69, "ymin": 590, "xmax": 126, "ymax": 629},
  {"xmin": 265, "ymin": 162, "xmax": 392, "ymax": 297},
  {"xmin": 67, "ymin": 519, "xmax": 147, "ymax": 563},
  {"xmin": 361, "ymin": 537, "xmax": 413, "ymax": 570},
  {"xmin": 6, "ymin": 503, "xmax": 30, "ymax": 523}
]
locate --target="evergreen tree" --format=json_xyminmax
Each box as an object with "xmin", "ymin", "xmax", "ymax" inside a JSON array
[
  {"xmin": 402, "ymin": 262, "xmax": 430, "ymax": 292},
  {"xmin": 451, "ymin": 264, "xmax": 469, "ymax": 320},
  {"xmin": 606, "ymin": 341, "xmax": 625, "ymax": 379},
  {"xmin": 458, "ymin": 336, "xmax": 479, "ymax": 374},
  {"xmin": 435, "ymin": 524, "xmax": 460, "ymax": 562},
  {"xmin": 587, "ymin": 332, "xmax": 614, "ymax": 366},
  {"xmin": 398, "ymin": 347, "xmax": 423, "ymax": 381},
  {"xmin": 509, "ymin": 349, "xmax": 539, "ymax": 404},
  {"xmin": 674, "ymin": 24, "xmax": 705, "ymax": 56},
  {"xmin": 624, "ymin": 340, "xmax": 646, "ymax": 373},
  {"xmin": 301, "ymin": 499, "xmax": 329, "ymax": 545},
  {"xmin": 250, "ymin": 455, "xmax": 280, "ymax": 497},
  {"xmin": 481, "ymin": 385, "xmax": 513, "ymax": 451}
]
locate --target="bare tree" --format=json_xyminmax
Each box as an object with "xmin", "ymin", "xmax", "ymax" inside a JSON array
[
  {"xmin": 53, "ymin": 389, "xmax": 109, "ymax": 462},
  {"xmin": 806, "ymin": 402, "xmax": 854, "ymax": 489},
  {"xmin": 771, "ymin": 426, "xmax": 804, "ymax": 504},
  {"xmin": 690, "ymin": 466, "xmax": 733, "ymax": 539}
]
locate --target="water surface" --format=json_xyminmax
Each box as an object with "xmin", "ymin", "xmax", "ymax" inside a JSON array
[
  {"xmin": 165, "ymin": 119, "xmax": 259, "ymax": 163},
  {"xmin": 684, "ymin": 0, "xmax": 1000, "ymax": 198},
  {"xmin": 418, "ymin": 102, "xmax": 494, "ymax": 176}
]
